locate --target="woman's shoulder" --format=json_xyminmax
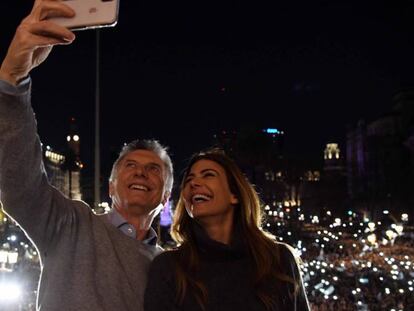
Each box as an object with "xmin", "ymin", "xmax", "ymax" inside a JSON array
[
  {"xmin": 154, "ymin": 247, "xmax": 181, "ymax": 259},
  {"xmin": 274, "ymin": 241, "xmax": 301, "ymax": 266},
  {"xmin": 149, "ymin": 248, "xmax": 181, "ymax": 278},
  {"xmin": 273, "ymin": 241, "xmax": 304, "ymax": 282},
  {"xmin": 152, "ymin": 248, "xmax": 181, "ymax": 266}
]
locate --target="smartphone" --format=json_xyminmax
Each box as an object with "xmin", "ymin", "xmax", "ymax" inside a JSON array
[{"xmin": 49, "ymin": 0, "xmax": 120, "ymax": 31}]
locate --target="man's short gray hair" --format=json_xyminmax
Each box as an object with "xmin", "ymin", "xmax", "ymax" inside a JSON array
[{"xmin": 109, "ymin": 139, "xmax": 174, "ymax": 194}]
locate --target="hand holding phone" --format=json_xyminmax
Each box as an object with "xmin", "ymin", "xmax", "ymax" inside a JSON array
[{"xmin": 49, "ymin": 0, "xmax": 120, "ymax": 31}]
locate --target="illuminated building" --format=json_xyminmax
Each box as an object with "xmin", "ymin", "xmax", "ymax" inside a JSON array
[
  {"xmin": 44, "ymin": 117, "xmax": 83, "ymax": 200},
  {"xmin": 347, "ymin": 91, "xmax": 414, "ymax": 219},
  {"xmin": 324, "ymin": 143, "xmax": 341, "ymax": 165},
  {"xmin": 322, "ymin": 143, "xmax": 347, "ymax": 216},
  {"xmin": 63, "ymin": 117, "xmax": 83, "ymax": 200}
]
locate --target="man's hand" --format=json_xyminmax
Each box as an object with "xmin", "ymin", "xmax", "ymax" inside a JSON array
[{"xmin": 0, "ymin": 0, "xmax": 76, "ymax": 86}]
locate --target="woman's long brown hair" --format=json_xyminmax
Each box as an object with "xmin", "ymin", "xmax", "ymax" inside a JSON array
[{"xmin": 171, "ymin": 149, "xmax": 297, "ymax": 310}]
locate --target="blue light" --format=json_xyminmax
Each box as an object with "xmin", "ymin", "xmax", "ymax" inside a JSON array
[{"xmin": 265, "ymin": 128, "xmax": 280, "ymax": 134}]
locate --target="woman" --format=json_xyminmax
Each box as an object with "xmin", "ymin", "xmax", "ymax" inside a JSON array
[{"xmin": 145, "ymin": 149, "xmax": 310, "ymax": 311}]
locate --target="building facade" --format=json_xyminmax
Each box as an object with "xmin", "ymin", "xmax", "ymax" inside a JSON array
[{"xmin": 347, "ymin": 91, "xmax": 414, "ymax": 220}]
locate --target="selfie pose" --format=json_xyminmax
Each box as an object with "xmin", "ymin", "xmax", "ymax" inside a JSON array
[
  {"xmin": 145, "ymin": 149, "xmax": 310, "ymax": 311},
  {"xmin": 0, "ymin": 1, "xmax": 172, "ymax": 310}
]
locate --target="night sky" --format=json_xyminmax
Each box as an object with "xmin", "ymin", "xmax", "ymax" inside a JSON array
[{"xmin": 1, "ymin": 1, "xmax": 414, "ymax": 199}]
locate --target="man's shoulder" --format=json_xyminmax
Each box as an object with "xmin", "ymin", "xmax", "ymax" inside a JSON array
[{"xmin": 54, "ymin": 191, "xmax": 94, "ymax": 217}]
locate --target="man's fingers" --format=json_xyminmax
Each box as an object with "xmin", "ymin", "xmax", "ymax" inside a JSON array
[
  {"xmin": 30, "ymin": 20, "xmax": 76, "ymax": 43},
  {"xmin": 32, "ymin": 0, "xmax": 62, "ymax": 12},
  {"xmin": 30, "ymin": 0, "xmax": 75, "ymax": 22},
  {"xmin": 0, "ymin": 0, "xmax": 75, "ymax": 85},
  {"xmin": 31, "ymin": 33, "xmax": 73, "ymax": 47}
]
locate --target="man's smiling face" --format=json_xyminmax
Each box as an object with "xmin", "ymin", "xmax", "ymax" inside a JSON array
[{"xmin": 109, "ymin": 149, "xmax": 168, "ymax": 218}]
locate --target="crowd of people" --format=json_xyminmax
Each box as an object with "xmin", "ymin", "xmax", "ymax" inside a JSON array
[
  {"xmin": 275, "ymin": 215, "xmax": 414, "ymax": 311},
  {"xmin": 1, "ymin": 1, "xmax": 413, "ymax": 311}
]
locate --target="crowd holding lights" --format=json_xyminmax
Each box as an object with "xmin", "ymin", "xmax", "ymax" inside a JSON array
[
  {"xmin": 0, "ymin": 200, "xmax": 413, "ymax": 310},
  {"xmin": 265, "ymin": 205, "xmax": 414, "ymax": 311}
]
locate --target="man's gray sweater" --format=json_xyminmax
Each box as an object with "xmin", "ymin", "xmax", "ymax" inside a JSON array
[{"xmin": 0, "ymin": 80, "xmax": 160, "ymax": 311}]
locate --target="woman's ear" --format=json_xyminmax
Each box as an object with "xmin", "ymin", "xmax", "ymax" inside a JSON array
[{"xmin": 230, "ymin": 193, "xmax": 239, "ymax": 205}]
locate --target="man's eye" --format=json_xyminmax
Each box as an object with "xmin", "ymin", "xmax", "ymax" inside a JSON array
[
  {"xmin": 126, "ymin": 162, "xmax": 136, "ymax": 168},
  {"xmin": 147, "ymin": 165, "xmax": 161, "ymax": 175}
]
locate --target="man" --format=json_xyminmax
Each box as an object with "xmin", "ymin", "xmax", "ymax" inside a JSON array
[{"xmin": 0, "ymin": 0, "xmax": 173, "ymax": 310}]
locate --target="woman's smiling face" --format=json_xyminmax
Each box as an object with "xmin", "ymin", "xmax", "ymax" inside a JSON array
[{"xmin": 182, "ymin": 159, "xmax": 239, "ymax": 220}]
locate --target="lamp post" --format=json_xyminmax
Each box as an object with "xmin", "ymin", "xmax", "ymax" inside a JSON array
[{"xmin": 94, "ymin": 29, "xmax": 101, "ymax": 210}]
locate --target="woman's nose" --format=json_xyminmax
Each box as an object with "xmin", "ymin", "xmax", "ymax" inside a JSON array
[{"xmin": 189, "ymin": 177, "xmax": 201, "ymax": 187}]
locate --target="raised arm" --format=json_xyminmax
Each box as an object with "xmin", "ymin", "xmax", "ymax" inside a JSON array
[{"xmin": 0, "ymin": 0, "xmax": 76, "ymax": 250}]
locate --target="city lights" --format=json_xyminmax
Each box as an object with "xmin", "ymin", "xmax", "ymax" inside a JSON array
[
  {"xmin": 0, "ymin": 282, "xmax": 21, "ymax": 302},
  {"xmin": 1, "ymin": 195, "xmax": 413, "ymax": 310}
]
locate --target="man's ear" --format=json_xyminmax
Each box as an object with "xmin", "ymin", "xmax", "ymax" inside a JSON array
[
  {"xmin": 230, "ymin": 193, "xmax": 239, "ymax": 205},
  {"xmin": 109, "ymin": 181, "xmax": 114, "ymax": 198},
  {"xmin": 162, "ymin": 191, "xmax": 171, "ymax": 205}
]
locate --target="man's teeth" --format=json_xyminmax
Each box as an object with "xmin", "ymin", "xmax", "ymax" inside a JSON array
[
  {"xmin": 130, "ymin": 184, "xmax": 148, "ymax": 191},
  {"xmin": 192, "ymin": 194, "xmax": 211, "ymax": 203}
]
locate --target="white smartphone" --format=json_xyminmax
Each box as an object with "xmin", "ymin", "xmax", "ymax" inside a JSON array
[{"xmin": 49, "ymin": 0, "xmax": 120, "ymax": 31}]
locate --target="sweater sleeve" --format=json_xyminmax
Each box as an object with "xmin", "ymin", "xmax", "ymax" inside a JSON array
[
  {"xmin": 0, "ymin": 79, "xmax": 76, "ymax": 254},
  {"xmin": 144, "ymin": 252, "xmax": 180, "ymax": 311}
]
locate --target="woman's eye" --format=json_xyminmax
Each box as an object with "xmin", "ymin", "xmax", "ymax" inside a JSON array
[{"xmin": 204, "ymin": 172, "xmax": 215, "ymax": 177}]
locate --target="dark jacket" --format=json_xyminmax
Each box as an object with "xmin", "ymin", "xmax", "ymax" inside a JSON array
[{"xmin": 144, "ymin": 222, "xmax": 310, "ymax": 311}]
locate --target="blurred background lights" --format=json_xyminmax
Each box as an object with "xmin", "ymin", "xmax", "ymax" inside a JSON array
[{"xmin": 0, "ymin": 283, "xmax": 21, "ymax": 301}]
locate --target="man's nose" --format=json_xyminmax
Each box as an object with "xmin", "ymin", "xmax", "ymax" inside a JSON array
[{"xmin": 134, "ymin": 164, "xmax": 148, "ymax": 177}]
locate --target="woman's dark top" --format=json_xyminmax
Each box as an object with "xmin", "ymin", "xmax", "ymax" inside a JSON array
[{"xmin": 144, "ymin": 222, "xmax": 310, "ymax": 311}]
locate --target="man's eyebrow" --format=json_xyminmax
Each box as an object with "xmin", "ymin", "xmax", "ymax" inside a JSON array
[
  {"xmin": 124, "ymin": 159, "xmax": 162, "ymax": 167},
  {"xmin": 123, "ymin": 159, "xmax": 137, "ymax": 164},
  {"xmin": 147, "ymin": 162, "xmax": 162, "ymax": 168}
]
